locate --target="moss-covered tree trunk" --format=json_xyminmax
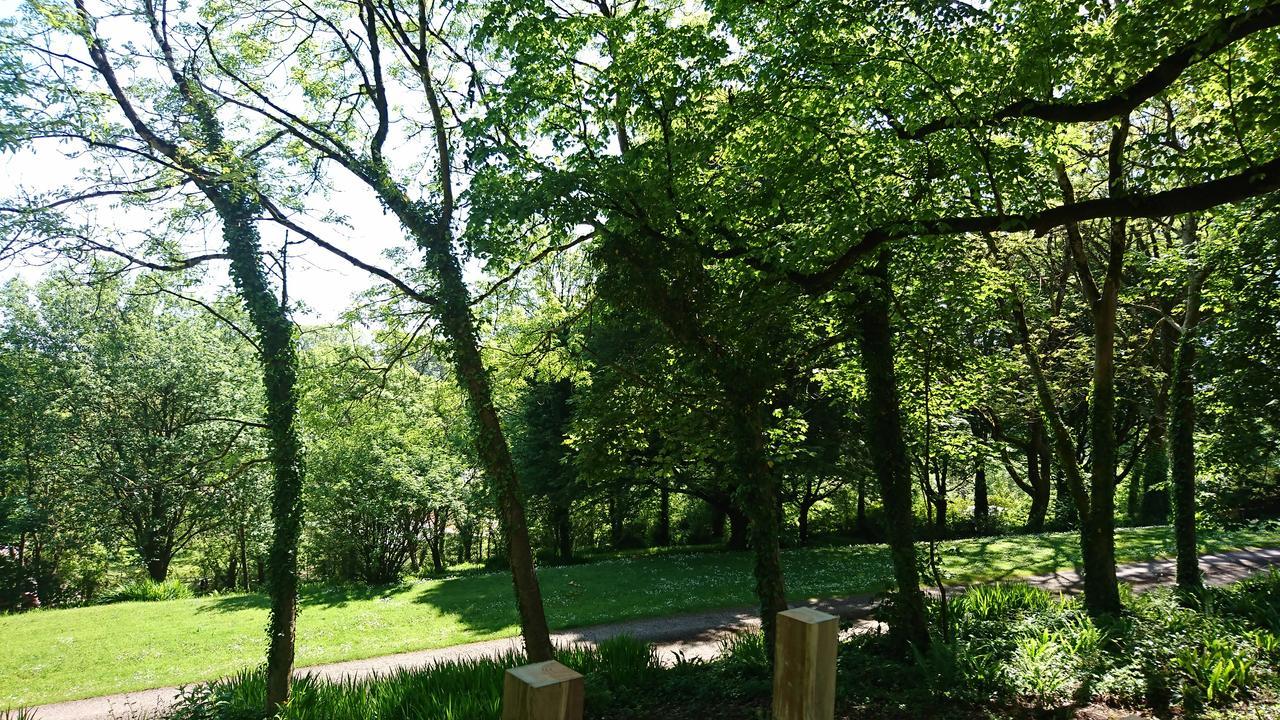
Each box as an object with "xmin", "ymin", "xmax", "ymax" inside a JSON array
[{"xmin": 855, "ymin": 256, "xmax": 930, "ymax": 651}]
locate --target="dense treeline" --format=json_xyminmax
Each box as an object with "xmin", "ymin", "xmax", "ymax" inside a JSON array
[{"xmin": 2, "ymin": 0, "xmax": 1280, "ymax": 711}]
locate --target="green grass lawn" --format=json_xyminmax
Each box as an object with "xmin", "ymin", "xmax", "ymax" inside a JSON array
[{"xmin": 4, "ymin": 524, "xmax": 1278, "ymax": 708}]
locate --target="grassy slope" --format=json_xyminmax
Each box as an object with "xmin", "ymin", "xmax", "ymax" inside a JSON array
[{"xmin": 4, "ymin": 525, "xmax": 1278, "ymax": 708}]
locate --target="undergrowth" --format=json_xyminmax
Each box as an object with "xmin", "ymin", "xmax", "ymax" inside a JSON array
[{"xmin": 163, "ymin": 572, "xmax": 1280, "ymax": 719}]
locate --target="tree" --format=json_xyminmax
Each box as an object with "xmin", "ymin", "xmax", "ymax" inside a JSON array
[
  {"xmin": 1, "ymin": 1, "xmax": 308, "ymax": 706},
  {"xmin": 200, "ymin": 0, "xmax": 555, "ymax": 660}
]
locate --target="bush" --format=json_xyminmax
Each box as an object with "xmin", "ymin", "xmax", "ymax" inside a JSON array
[{"xmin": 108, "ymin": 578, "xmax": 194, "ymax": 603}]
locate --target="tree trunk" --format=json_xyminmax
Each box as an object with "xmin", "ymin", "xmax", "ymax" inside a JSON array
[
  {"xmin": 733, "ymin": 397, "xmax": 789, "ymax": 656},
  {"xmin": 1026, "ymin": 422, "xmax": 1051, "ymax": 532},
  {"xmin": 855, "ymin": 254, "xmax": 930, "ymax": 651},
  {"xmin": 1139, "ymin": 385, "xmax": 1172, "ymax": 525},
  {"xmin": 145, "ymin": 554, "xmax": 171, "ymax": 583},
  {"xmin": 213, "ymin": 194, "xmax": 306, "ymax": 713},
  {"xmin": 378, "ymin": 191, "xmax": 554, "ymax": 662},
  {"xmin": 973, "ymin": 458, "xmax": 989, "ymax": 527},
  {"xmin": 225, "ymin": 550, "xmax": 239, "ymax": 590},
  {"xmin": 239, "ymin": 525, "xmax": 250, "ymax": 591},
  {"xmin": 711, "ymin": 503, "xmax": 727, "ymax": 542},
  {"xmin": 933, "ymin": 462, "xmax": 948, "ymax": 535},
  {"xmin": 655, "ymin": 486, "xmax": 671, "ymax": 547},
  {"xmin": 798, "ymin": 502, "xmax": 811, "ymax": 545},
  {"xmin": 1169, "ymin": 329, "xmax": 1202, "ymax": 594},
  {"xmin": 1125, "ymin": 462, "xmax": 1142, "ymax": 523},
  {"xmin": 1171, "ymin": 220, "xmax": 1208, "ymax": 596},
  {"xmin": 554, "ymin": 503, "xmax": 574, "ymax": 562},
  {"xmin": 1077, "ymin": 287, "xmax": 1123, "ymax": 616},
  {"xmin": 727, "ymin": 507, "xmax": 749, "ymax": 550},
  {"xmin": 855, "ymin": 475, "xmax": 868, "ymax": 535}
]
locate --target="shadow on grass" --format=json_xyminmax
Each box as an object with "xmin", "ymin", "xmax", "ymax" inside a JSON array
[{"xmin": 198, "ymin": 581, "xmax": 418, "ymax": 614}]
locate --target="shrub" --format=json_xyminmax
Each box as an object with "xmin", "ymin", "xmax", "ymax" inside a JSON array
[{"xmin": 108, "ymin": 578, "xmax": 194, "ymax": 603}]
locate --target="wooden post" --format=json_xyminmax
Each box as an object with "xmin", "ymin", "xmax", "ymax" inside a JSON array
[
  {"xmin": 501, "ymin": 660, "xmax": 584, "ymax": 720},
  {"xmin": 772, "ymin": 607, "xmax": 838, "ymax": 720}
]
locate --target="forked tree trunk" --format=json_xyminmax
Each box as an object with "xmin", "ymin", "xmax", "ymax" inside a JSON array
[{"xmin": 1026, "ymin": 423, "xmax": 1051, "ymax": 532}]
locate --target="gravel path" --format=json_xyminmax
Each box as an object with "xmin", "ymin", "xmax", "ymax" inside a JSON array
[{"xmin": 23, "ymin": 546, "xmax": 1280, "ymax": 720}]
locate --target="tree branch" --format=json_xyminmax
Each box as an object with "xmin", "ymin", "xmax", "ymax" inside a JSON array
[
  {"xmin": 793, "ymin": 154, "xmax": 1280, "ymax": 293},
  {"xmin": 900, "ymin": 2, "xmax": 1280, "ymax": 139}
]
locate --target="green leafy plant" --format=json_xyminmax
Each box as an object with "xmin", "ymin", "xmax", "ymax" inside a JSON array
[
  {"xmin": 108, "ymin": 579, "xmax": 194, "ymax": 603},
  {"xmin": 1174, "ymin": 638, "xmax": 1255, "ymax": 705}
]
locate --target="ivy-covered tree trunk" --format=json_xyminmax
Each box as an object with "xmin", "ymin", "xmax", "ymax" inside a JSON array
[
  {"xmin": 369, "ymin": 180, "xmax": 554, "ymax": 661},
  {"xmin": 855, "ymin": 257, "xmax": 930, "ymax": 651},
  {"xmin": 1081, "ymin": 290, "xmax": 1123, "ymax": 616},
  {"xmin": 207, "ymin": 191, "xmax": 306, "ymax": 713}
]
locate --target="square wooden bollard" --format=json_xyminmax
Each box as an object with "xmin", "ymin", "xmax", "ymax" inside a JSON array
[
  {"xmin": 772, "ymin": 607, "xmax": 838, "ymax": 720},
  {"xmin": 501, "ymin": 659, "xmax": 584, "ymax": 720}
]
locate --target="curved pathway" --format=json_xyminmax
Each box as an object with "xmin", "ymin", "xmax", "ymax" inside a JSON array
[{"xmin": 25, "ymin": 546, "xmax": 1280, "ymax": 720}]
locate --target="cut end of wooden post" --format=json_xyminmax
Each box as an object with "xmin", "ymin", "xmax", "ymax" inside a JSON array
[
  {"xmin": 502, "ymin": 659, "xmax": 585, "ymax": 720},
  {"xmin": 778, "ymin": 606, "xmax": 838, "ymax": 626}
]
